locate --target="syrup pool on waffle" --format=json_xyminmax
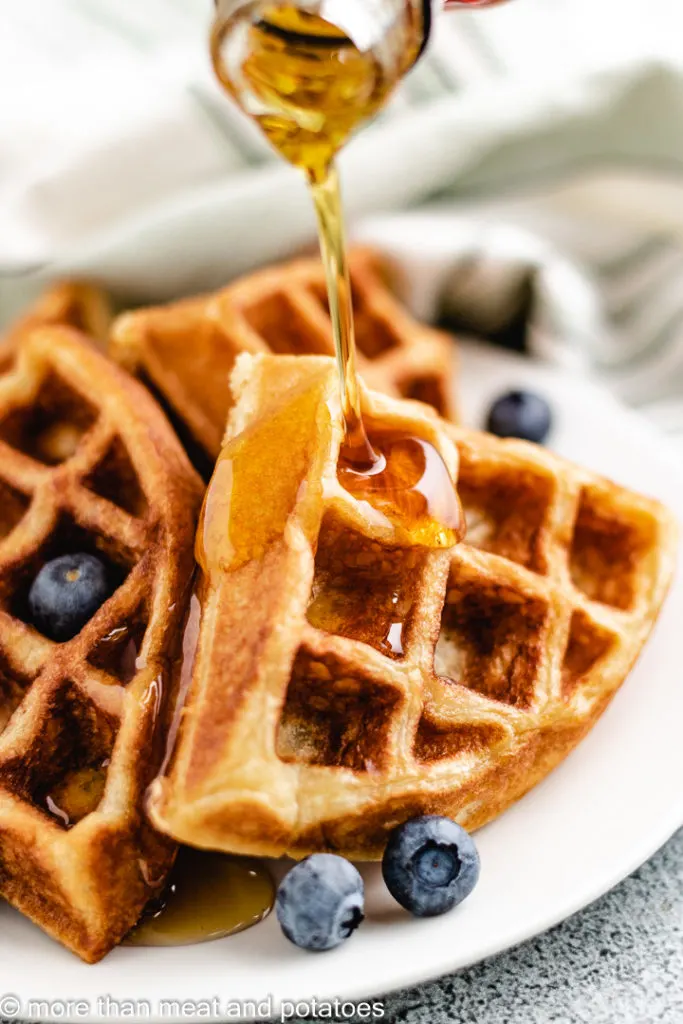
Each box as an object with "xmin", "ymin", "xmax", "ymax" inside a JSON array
[{"xmin": 211, "ymin": 1, "xmax": 465, "ymax": 551}]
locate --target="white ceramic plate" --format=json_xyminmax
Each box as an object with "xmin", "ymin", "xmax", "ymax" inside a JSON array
[{"xmin": 1, "ymin": 343, "xmax": 682, "ymax": 1024}]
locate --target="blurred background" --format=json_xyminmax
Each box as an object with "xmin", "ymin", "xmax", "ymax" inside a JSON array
[
  {"xmin": 2, "ymin": 0, "xmax": 683, "ymax": 446},
  {"xmin": 3, "ymin": 0, "xmax": 681, "ymax": 95},
  {"xmin": 3, "ymin": 0, "xmax": 681, "ymax": 272}
]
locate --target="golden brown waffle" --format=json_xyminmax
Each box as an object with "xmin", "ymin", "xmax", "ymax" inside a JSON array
[
  {"xmin": 110, "ymin": 248, "xmax": 457, "ymax": 471},
  {"xmin": 0, "ymin": 326, "xmax": 202, "ymax": 961},
  {"xmin": 3, "ymin": 281, "xmax": 112, "ymax": 352},
  {"xmin": 147, "ymin": 353, "xmax": 677, "ymax": 860}
]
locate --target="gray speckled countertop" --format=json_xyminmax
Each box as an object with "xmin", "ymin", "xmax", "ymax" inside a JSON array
[{"xmin": 378, "ymin": 827, "xmax": 683, "ymax": 1024}]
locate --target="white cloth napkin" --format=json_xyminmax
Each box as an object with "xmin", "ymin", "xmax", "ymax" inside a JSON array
[{"xmin": 2, "ymin": 1, "xmax": 683, "ymax": 452}]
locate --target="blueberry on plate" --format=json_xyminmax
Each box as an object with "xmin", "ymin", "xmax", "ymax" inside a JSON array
[
  {"xmin": 382, "ymin": 816, "xmax": 480, "ymax": 917},
  {"xmin": 276, "ymin": 854, "xmax": 365, "ymax": 951},
  {"xmin": 486, "ymin": 389, "xmax": 552, "ymax": 444},
  {"xmin": 28, "ymin": 553, "xmax": 112, "ymax": 642}
]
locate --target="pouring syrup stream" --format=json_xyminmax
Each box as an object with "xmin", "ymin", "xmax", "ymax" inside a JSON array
[{"xmin": 211, "ymin": 2, "xmax": 466, "ymax": 548}]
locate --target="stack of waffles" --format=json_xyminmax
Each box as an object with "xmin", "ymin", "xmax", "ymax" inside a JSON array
[
  {"xmin": 0, "ymin": 249, "xmax": 676, "ymax": 961},
  {"xmin": 109, "ymin": 248, "xmax": 457, "ymax": 471}
]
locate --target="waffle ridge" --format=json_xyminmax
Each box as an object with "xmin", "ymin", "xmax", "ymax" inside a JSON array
[
  {"xmin": 110, "ymin": 248, "xmax": 457, "ymax": 468},
  {"xmin": 3, "ymin": 281, "xmax": 112, "ymax": 353},
  {"xmin": 0, "ymin": 325, "xmax": 202, "ymax": 961},
  {"xmin": 147, "ymin": 354, "xmax": 677, "ymax": 859}
]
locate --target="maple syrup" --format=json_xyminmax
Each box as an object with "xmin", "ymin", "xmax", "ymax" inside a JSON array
[
  {"xmin": 138, "ymin": 596, "xmax": 274, "ymax": 948},
  {"xmin": 196, "ymin": 371, "xmax": 328, "ymax": 574},
  {"xmin": 211, "ymin": 3, "xmax": 420, "ymax": 183},
  {"xmin": 43, "ymin": 762, "xmax": 109, "ymax": 827},
  {"xmin": 338, "ymin": 428, "xmax": 464, "ymax": 547},
  {"xmin": 211, "ymin": 1, "xmax": 465, "ymax": 551},
  {"xmin": 307, "ymin": 584, "xmax": 407, "ymax": 659},
  {"xmin": 125, "ymin": 848, "xmax": 274, "ymax": 946}
]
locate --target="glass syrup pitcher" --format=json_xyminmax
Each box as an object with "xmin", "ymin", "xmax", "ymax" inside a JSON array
[{"xmin": 213, "ymin": 1, "xmax": 512, "ymax": 89}]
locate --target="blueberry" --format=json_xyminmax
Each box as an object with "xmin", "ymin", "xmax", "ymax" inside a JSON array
[
  {"xmin": 382, "ymin": 816, "xmax": 480, "ymax": 917},
  {"xmin": 28, "ymin": 553, "xmax": 112, "ymax": 642},
  {"xmin": 276, "ymin": 854, "xmax": 364, "ymax": 951},
  {"xmin": 486, "ymin": 390, "xmax": 552, "ymax": 444}
]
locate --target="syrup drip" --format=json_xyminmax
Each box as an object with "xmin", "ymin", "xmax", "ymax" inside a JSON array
[
  {"xmin": 125, "ymin": 848, "xmax": 274, "ymax": 947},
  {"xmin": 93, "ymin": 623, "xmax": 144, "ymax": 682},
  {"xmin": 313, "ymin": 164, "xmax": 464, "ymax": 547},
  {"xmin": 338, "ymin": 430, "xmax": 465, "ymax": 548},
  {"xmin": 43, "ymin": 761, "xmax": 110, "ymax": 828},
  {"xmin": 196, "ymin": 373, "xmax": 326, "ymax": 574},
  {"xmin": 141, "ymin": 593, "xmax": 274, "ymax": 950},
  {"xmin": 310, "ymin": 167, "xmax": 374, "ymax": 466},
  {"xmin": 307, "ymin": 583, "xmax": 408, "ymax": 659}
]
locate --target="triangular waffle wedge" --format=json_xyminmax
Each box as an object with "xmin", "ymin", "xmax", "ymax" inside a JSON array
[
  {"xmin": 3, "ymin": 281, "xmax": 112, "ymax": 353},
  {"xmin": 0, "ymin": 326, "xmax": 202, "ymax": 961},
  {"xmin": 110, "ymin": 248, "xmax": 457, "ymax": 472},
  {"xmin": 147, "ymin": 353, "xmax": 677, "ymax": 860}
]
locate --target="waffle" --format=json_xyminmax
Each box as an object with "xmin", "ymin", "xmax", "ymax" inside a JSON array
[
  {"xmin": 146, "ymin": 353, "xmax": 677, "ymax": 860},
  {"xmin": 110, "ymin": 248, "xmax": 457, "ymax": 472},
  {"xmin": 3, "ymin": 281, "xmax": 112, "ymax": 352},
  {"xmin": 0, "ymin": 325, "xmax": 202, "ymax": 961}
]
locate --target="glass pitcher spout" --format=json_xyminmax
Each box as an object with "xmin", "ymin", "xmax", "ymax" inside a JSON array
[{"xmin": 213, "ymin": 1, "xmax": 513, "ymax": 72}]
